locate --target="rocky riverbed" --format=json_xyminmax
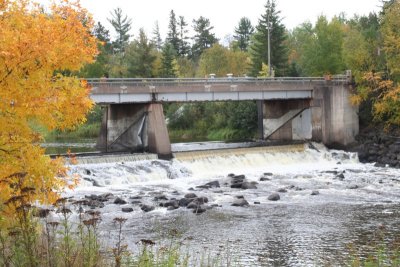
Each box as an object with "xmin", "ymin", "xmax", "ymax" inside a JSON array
[
  {"xmin": 34, "ymin": 143, "xmax": 400, "ymax": 266},
  {"xmin": 350, "ymin": 131, "xmax": 400, "ymax": 168}
]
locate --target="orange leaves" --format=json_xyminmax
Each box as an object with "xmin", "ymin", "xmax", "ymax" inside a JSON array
[{"xmin": 0, "ymin": 0, "xmax": 98, "ymax": 220}]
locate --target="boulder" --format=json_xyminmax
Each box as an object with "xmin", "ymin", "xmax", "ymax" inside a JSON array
[
  {"xmin": 267, "ymin": 193, "xmax": 280, "ymax": 201},
  {"xmin": 193, "ymin": 205, "xmax": 207, "ymax": 214},
  {"xmin": 231, "ymin": 198, "xmax": 249, "ymax": 207},
  {"xmin": 241, "ymin": 182, "xmax": 257, "ymax": 190},
  {"xmin": 184, "ymin": 193, "xmax": 197, "ymax": 199},
  {"xmin": 160, "ymin": 200, "xmax": 179, "ymax": 209},
  {"xmin": 196, "ymin": 180, "xmax": 220, "ymax": 189},
  {"xmin": 122, "ymin": 207, "xmax": 133, "ymax": 213},
  {"xmin": 277, "ymin": 188, "xmax": 287, "ymax": 193},
  {"xmin": 179, "ymin": 198, "xmax": 192, "ymax": 207},
  {"xmin": 347, "ymin": 184, "xmax": 359, "ymax": 189},
  {"xmin": 114, "ymin": 197, "xmax": 127, "ymax": 205},
  {"xmin": 311, "ymin": 190, "xmax": 320, "ymax": 196},
  {"xmin": 194, "ymin": 197, "xmax": 208, "ymax": 205},
  {"xmin": 140, "ymin": 204, "xmax": 155, "ymax": 212}
]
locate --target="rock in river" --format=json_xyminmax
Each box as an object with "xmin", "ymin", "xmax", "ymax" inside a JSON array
[{"xmin": 267, "ymin": 193, "xmax": 280, "ymax": 201}]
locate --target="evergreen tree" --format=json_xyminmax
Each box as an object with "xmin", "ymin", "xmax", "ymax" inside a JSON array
[
  {"xmin": 177, "ymin": 16, "xmax": 190, "ymax": 57},
  {"xmin": 160, "ymin": 43, "xmax": 178, "ymax": 78},
  {"xmin": 191, "ymin": 16, "xmax": 218, "ymax": 60},
  {"xmin": 79, "ymin": 22, "xmax": 111, "ymax": 78},
  {"xmin": 107, "ymin": 7, "xmax": 132, "ymax": 54},
  {"xmin": 249, "ymin": 0, "xmax": 288, "ymax": 77},
  {"xmin": 152, "ymin": 21, "xmax": 163, "ymax": 51},
  {"xmin": 234, "ymin": 17, "xmax": 254, "ymax": 51},
  {"xmin": 126, "ymin": 28, "xmax": 156, "ymax": 77},
  {"xmin": 166, "ymin": 10, "xmax": 180, "ymax": 54}
]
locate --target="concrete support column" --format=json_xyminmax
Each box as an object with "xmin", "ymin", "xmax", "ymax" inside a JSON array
[
  {"xmin": 312, "ymin": 84, "xmax": 358, "ymax": 146},
  {"xmin": 146, "ymin": 103, "xmax": 172, "ymax": 159},
  {"xmin": 97, "ymin": 103, "xmax": 171, "ymax": 158}
]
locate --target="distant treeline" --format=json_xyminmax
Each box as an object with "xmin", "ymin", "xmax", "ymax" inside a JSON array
[{"xmin": 77, "ymin": 0, "xmax": 400, "ymax": 140}]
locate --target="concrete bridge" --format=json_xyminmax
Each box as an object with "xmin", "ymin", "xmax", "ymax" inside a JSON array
[{"xmin": 88, "ymin": 73, "xmax": 358, "ymax": 158}]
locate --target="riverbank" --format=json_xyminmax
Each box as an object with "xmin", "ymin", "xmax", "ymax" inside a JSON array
[{"xmin": 347, "ymin": 126, "xmax": 400, "ymax": 168}]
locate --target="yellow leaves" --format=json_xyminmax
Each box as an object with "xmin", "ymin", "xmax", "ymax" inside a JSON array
[
  {"xmin": 355, "ymin": 71, "xmax": 400, "ymax": 127},
  {"xmin": 0, "ymin": 0, "xmax": 98, "ymax": 221}
]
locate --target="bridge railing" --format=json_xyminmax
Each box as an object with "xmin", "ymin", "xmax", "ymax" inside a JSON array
[{"xmin": 86, "ymin": 74, "xmax": 350, "ymax": 88}]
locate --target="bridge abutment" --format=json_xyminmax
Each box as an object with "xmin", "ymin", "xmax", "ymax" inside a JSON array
[{"xmin": 97, "ymin": 103, "xmax": 171, "ymax": 158}]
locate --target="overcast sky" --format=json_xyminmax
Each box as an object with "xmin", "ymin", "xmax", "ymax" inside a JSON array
[{"xmin": 40, "ymin": 0, "xmax": 382, "ymax": 41}]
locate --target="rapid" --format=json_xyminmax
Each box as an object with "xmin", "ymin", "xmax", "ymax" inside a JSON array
[{"xmin": 57, "ymin": 142, "xmax": 400, "ymax": 266}]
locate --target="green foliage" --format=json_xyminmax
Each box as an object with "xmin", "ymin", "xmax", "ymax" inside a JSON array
[
  {"xmin": 167, "ymin": 10, "xmax": 180, "ymax": 55},
  {"xmin": 298, "ymin": 16, "xmax": 346, "ymax": 76},
  {"xmin": 177, "ymin": 16, "xmax": 191, "ymax": 57},
  {"xmin": 160, "ymin": 43, "xmax": 178, "ymax": 78},
  {"xmin": 198, "ymin": 44, "xmax": 250, "ymax": 77},
  {"xmin": 126, "ymin": 29, "xmax": 157, "ymax": 78},
  {"xmin": 152, "ymin": 21, "xmax": 163, "ymax": 51},
  {"xmin": 108, "ymin": 8, "xmax": 132, "ymax": 54},
  {"xmin": 381, "ymin": 0, "xmax": 400, "ymax": 82},
  {"xmin": 234, "ymin": 17, "xmax": 254, "ymax": 52},
  {"xmin": 249, "ymin": 0, "xmax": 288, "ymax": 77},
  {"xmin": 165, "ymin": 101, "xmax": 258, "ymax": 141},
  {"xmin": 79, "ymin": 22, "xmax": 112, "ymax": 78},
  {"xmin": 191, "ymin": 16, "xmax": 218, "ymax": 60}
]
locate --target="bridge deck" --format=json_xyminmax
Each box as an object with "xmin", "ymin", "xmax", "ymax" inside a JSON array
[{"xmin": 88, "ymin": 76, "xmax": 350, "ymax": 104}]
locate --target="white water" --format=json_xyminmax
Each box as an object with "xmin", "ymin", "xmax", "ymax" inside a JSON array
[{"xmin": 60, "ymin": 143, "xmax": 400, "ymax": 266}]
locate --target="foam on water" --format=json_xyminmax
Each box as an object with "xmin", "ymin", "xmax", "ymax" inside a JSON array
[{"xmin": 63, "ymin": 143, "xmax": 400, "ymax": 266}]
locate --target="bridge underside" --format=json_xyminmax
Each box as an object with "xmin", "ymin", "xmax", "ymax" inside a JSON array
[{"xmin": 95, "ymin": 78, "xmax": 358, "ymax": 156}]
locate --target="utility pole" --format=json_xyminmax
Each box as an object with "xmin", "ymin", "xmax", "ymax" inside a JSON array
[{"xmin": 267, "ymin": 5, "xmax": 272, "ymax": 77}]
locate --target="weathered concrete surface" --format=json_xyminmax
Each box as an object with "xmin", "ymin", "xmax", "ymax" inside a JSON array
[
  {"xmin": 262, "ymin": 100, "xmax": 311, "ymax": 141},
  {"xmin": 97, "ymin": 103, "xmax": 171, "ymax": 157},
  {"xmin": 263, "ymin": 108, "xmax": 305, "ymax": 139},
  {"xmin": 311, "ymin": 83, "xmax": 358, "ymax": 146},
  {"xmin": 146, "ymin": 103, "xmax": 172, "ymax": 158},
  {"xmin": 260, "ymin": 82, "xmax": 358, "ymax": 146}
]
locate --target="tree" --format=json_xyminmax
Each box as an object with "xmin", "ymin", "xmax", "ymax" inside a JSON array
[
  {"xmin": 108, "ymin": 7, "xmax": 132, "ymax": 54},
  {"xmin": 198, "ymin": 44, "xmax": 229, "ymax": 77},
  {"xmin": 177, "ymin": 16, "xmax": 191, "ymax": 57},
  {"xmin": 249, "ymin": 0, "xmax": 288, "ymax": 77},
  {"xmin": 197, "ymin": 44, "xmax": 249, "ymax": 77},
  {"xmin": 79, "ymin": 22, "xmax": 112, "ymax": 78},
  {"xmin": 166, "ymin": 10, "xmax": 180, "ymax": 54},
  {"xmin": 381, "ymin": 0, "xmax": 400, "ymax": 81},
  {"xmin": 300, "ymin": 16, "xmax": 346, "ymax": 76},
  {"xmin": 234, "ymin": 17, "xmax": 254, "ymax": 51},
  {"xmin": 152, "ymin": 21, "xmax": 163, "ymax": 51},
  {"xmin": 0, "ymin": 0, "xmax": 97, "ymax": 224},
  {"xmin": 160, "ymin": 43, "xmax": 178, "ymax": 78},
  {"xmin": 126, "ymin": 28, "xmax": 157, "ymax": 77},
  {"xmin": 191, "ymin": 16, "xmax": 218, "ymax": 60}
]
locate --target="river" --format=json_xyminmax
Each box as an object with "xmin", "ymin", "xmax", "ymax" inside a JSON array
[{"xmin": 51, "ymin": 142, "xmax": 400, "ymax": 266}]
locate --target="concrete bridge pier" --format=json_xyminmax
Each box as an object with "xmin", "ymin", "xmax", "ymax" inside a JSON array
[
  {"xmin": 97, "ymin": 103, "xmax": 172, "ymax": 158},
  {"xmin": 259, "ymin": 100, "xmax": 312, "ymax": 141}
]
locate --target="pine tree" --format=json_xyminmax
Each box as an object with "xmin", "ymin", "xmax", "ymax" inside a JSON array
[
  {"xmin": 160, "ymin": 43, "xmax": 178, "ymax": 78},
  {"xmin": 191, "ymin": 16, "xmax": 218, "ymax": 60},
  {"xmin": 249, "ymin": 0, "xmax": 288, "ymax": 77},
  {"xmin": 234, "ymin": 17, "xmax": 254, "ymax": 51},
  {"xmin": 126, "ymin": 28, "xmax": 156, "ymax": 77},
  {"xmin": 166, "ymin": 10, "xmax": 180, "ymax": 54},
  {"xmin": 177, "ymin": 16, "xmax": 190, "ymax": 57},
  {"xmin": 107, "ymin": 7, "xmax": 132, "ymax": 54},
  {"xmin": 152, "ymin": 21, "xmax": 163, "ymax": 51}
]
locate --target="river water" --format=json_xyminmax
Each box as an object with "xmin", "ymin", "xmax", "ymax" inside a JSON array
[{"xmin": 58, "ymin": 142, "xmax": 400, "ymax": 266}]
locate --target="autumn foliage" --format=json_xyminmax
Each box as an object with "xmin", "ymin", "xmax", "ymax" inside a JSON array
[{"xmin": 0, "ymin": 0, "xmax": 98, "ymax": 222}]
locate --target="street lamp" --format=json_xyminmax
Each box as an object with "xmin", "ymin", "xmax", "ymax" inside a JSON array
[{"xmin": 267, "ymin": 7, "xmax": 272, "ymax": 77}]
